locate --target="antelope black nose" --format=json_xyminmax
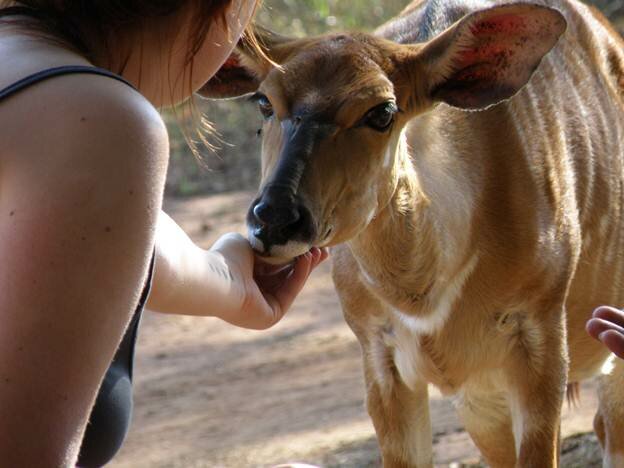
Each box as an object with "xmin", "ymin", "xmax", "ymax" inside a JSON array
[
  {"xmin": 248, "ymin": 198, "xmax": 316, "ymax": 251},
  {"xmin": 253, "ymin": 201, "xmax": 301, "ymax": 227}
]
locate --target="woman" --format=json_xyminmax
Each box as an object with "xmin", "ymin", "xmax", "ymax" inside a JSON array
[
  {"xmin": 587, "ymin": 306, "xmax": 624, "ymax": 360},
  {"xmin": 0, "ymin": 1, "xmax": 326, "ymax": 466}
]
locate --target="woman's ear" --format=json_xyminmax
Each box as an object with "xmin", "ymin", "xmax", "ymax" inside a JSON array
[
  {"xmin": 403, "ymin": 3, "xmax": 567, "ymax": 110},
  {"xmin": 198, "ymin": 26, "xmax": 295, "ymax": 100}
]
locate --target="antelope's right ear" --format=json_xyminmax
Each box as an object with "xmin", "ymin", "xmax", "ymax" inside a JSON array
[{"xmin": 198, "ymin": 27, "xmax": 293, "ymax": 100}]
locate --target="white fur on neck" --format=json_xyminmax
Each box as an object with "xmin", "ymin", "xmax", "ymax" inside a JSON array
[
  {"xmin": 508, "ymin": 392, "xmax": 525, "ymax": 458},
  {"xmin": 393, "ymin": 253, "xmax": 479, "ymax": 335}
]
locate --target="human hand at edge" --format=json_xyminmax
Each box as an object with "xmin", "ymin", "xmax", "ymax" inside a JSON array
[
  {"xmin": 586, "ymin": 306, "xmax": 624, "ymax": 359},
  {"xmin": 210, "ymin": 233, "xmax": 329, "ymax": 330}
]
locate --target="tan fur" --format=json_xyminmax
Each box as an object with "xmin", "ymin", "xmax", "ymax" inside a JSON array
[{"xmin": 217, "ymin": 0, "xmax": 624, "ymax": 465}]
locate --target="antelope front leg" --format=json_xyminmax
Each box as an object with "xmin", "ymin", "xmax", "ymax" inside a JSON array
[
  {"xmin": 364, "ymin": 350, "xmax": 433, "ymax": 468},
  {"xmin": 457, "ymin": 388, "xmax": 517, "ymax": 467},
  {"xmin": 345, "ymin": 308, "xmax": 433, "ymax": 467},
  {"xmin": 504, "ymin": 309, "xmax": 568, "ymax": 467},
  {"xmin": 334, "ymin": 247, "xmax": 433, "ymax": 468}
]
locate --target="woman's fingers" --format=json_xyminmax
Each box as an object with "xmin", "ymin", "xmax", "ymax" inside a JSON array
[
  {"xmin": 260, "ymin": 252, "xmax": 313, "ymax": 324},
  {"xmin": 254, "ymin": 263, "xmax": 295, "ymax": 295},
  {"xmin": 587, "ymin": 306, "xmax": 624, "ymax": 359},
  {"xmin": 586, "ymin": 317, "xmax": 624, "ymax": 339},
  {"xmin": 319, "ymin": 247, "xmax": 330, "ymax": 263},
  {"xmin": 272, "ymin": 251, "xmax": 314, "ymax": 310},
  {"xmin": 309, "ymin": 247, "xmax": 322, "ymax": 269},
  {"xmin": 587, "ymin": 308, "xmax": 624, "ymax": 340},
  {"xmin": 312, "ymin": 247, "xmax": 329, "ymax": 268},
  {"xmin": 253, "ymin": 247, "xmax": 330, "ymax": 328},
  {"xmin": 598, "ymin": 329, "xmax": 624, "ymax": 359},
  {"xmin": 592, "ymin": 306, "xmax": 624, "ymax": 327}
]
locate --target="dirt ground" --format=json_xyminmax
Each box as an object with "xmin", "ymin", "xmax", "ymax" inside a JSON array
[{"xmin": 110, "ymin": 191, "xmax": 606, "ymax": 468}]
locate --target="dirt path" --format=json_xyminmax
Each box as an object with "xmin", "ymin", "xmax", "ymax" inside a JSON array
[{"xmin": 110, "ymin": 192, "xmax": 604, "ymax": 468}]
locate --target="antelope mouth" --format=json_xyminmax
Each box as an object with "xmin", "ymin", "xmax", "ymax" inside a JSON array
[
  {"xmin": 248, "ymin": 232, "xmax": 313, "ymax": 266},
  {"xmin": 246, "ymin": 198, "xmax": 319, "ymax": 265}
]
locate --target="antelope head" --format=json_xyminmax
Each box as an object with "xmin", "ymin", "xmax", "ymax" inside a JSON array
[{"xmin": 200, "ymin": 3, "xmax": 566, "ymax": 265}]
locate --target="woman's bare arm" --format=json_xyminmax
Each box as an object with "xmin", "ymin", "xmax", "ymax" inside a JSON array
[
  {"xmin": 146, "ymin": 211, "xmax": 245, "ymax": 318},
  {"xmin": 0, "ymin": 74, "xmax": 169, "ymax": 465},
  {"xmin": 147, "ymin": 211, "xmax": 328, "ymax": 329}
]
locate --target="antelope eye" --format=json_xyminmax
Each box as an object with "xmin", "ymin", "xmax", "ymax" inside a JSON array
[
  {"xmin": 257, "ymin": 94, "xmax": 274, "ymax": 120},
  {"xmin": 364, "ymin": 102, "xmax": 398, "ymax": 132}
]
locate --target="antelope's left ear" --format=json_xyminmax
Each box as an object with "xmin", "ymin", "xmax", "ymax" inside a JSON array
[{"xmin": 409, "ymin": 3, "xmax": 567, "ymax": 110}]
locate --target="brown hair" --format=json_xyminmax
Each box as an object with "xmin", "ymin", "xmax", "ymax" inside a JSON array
[
  {"xmin": 0, "ymin": 0, "xmax": 264, "ymax": 159},
  {"xmin": 0, "ymin": 1, "xmax": 236, "ymax": 69}
]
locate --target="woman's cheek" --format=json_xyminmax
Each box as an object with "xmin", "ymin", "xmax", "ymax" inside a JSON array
[{"xmin": 191, "ymin": 0, "xmax": 257, "ymax": 91}]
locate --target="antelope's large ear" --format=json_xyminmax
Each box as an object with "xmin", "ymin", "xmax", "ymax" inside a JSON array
[
  {"xmin": 413, "ymin": 3, "xmax": 566, "ymax": 110},
  {"xmin": 198, "ymin": 26, "xmax": 294, "ymax": 99}
]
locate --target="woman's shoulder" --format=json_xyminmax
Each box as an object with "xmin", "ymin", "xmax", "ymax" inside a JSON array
[{"xmin": 0, "ymin": 38, "xmax": 167, "ymax": 171}]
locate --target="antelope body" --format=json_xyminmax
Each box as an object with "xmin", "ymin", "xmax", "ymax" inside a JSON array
[{"xmin": 203, "ymin": 1, "xmax": 624, "ymax": 465}]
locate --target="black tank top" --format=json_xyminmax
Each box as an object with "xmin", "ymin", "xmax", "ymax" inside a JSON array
[{"xmin": 0, "ymin": 12, "xmax": 154, "ymax": 466}]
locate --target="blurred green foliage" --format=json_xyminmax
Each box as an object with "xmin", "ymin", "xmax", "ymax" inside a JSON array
[
  {"xmin": 164, "ymin": 0, "xmax": 624, "ymax": 197},
  {"xmin": 255, "ymin": 0, "xmax": 406, "ymax": 35}
]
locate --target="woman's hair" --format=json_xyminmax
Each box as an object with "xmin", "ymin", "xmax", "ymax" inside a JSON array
[
  {"xmin": 0, "ymin": 0, "xmax": 264, "ymax": 158},
  {"xmin": 0, "ymin": 1, "xmax": 240, "ymax": 68}
]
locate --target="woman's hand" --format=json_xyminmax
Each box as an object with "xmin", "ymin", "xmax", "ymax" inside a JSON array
[
  {"xmin": 147, "ymin": 212, "xmax": 328, "ymax": 328},
  {"xmin": 587, "ymin": 306, "xmax": 624, "ymax": 359},
  {"xmin": 209, "ymin": 233, "xmax": 328, "ymax": 330}
]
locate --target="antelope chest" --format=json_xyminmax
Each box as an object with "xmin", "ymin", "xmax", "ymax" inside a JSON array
[
  {"xmin": 384, "ymin": 305, "xmax": 511, "ymax": 396},
  {"xmin": 384, "ymin": 298, "xmax": 552, "ymax": 397},
  {"xmin": 359, "ymin": 254, "xmax": 485, "ymax": 393},
  {"xmin": 386, "ymin": 316, "xmax": 466, "ymax": 395}
]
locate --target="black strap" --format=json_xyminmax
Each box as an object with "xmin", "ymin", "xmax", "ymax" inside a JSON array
[
  {"xmin": 77, "ymin": 252, "xmax": 156, "ymax": 467},
  {"xmin": 0, "ymin": 65, "xmax": 136, "ymax": 102},
  {"xmin": 115, "ymin": 251, "xmax": 156, "ymax": 380}
]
